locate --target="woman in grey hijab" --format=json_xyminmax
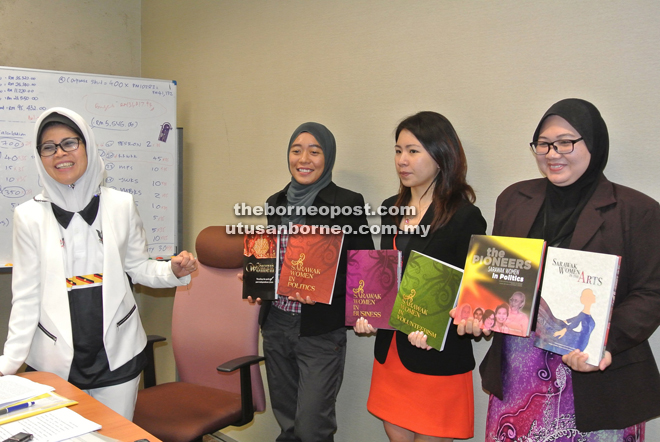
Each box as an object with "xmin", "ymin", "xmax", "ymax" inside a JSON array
[{"xmin": 248, "ymin": 122, "xmax": 373, "ymax": 442}]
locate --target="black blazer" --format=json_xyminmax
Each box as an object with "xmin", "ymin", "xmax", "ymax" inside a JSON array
[
  {"xmin": 374, "ymin": 195, "xmax": 487, "ymax": 376},
  {"xmin": 480, "ymin": 176, "xmax": 660, "ymax": 431},
  {"xmin": 259, "ymin": 182, "xmax": 374, "ymax": 336}
]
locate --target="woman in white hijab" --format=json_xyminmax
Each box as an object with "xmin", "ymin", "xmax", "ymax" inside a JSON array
[{"xmin": 0, "ymin": 107, "xmax": 197, "ymax": 420}]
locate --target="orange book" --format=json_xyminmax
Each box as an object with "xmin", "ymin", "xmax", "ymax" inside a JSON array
[{"xmin": 277, "ymin": 229, "xmax": 344, "ymax": 304}]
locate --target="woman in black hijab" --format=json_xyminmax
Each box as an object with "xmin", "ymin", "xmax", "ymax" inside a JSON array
[
  {"xmin": 461, "ymin": 99, "xmax": 660, "ymax": 441},
  {"xmin": 247, "ymin": 122, "xmax": 373, "ymax": 442}
]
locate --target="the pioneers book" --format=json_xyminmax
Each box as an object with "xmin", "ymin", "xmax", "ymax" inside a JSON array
[
  {"xmin": 277, "ymin": 229, "xmax": 344, "ymax": 304},
  {"xmin": 534, "ymin": 247, "xmax": 620, "ymax": 366},
  {"xmin": 389, "ymin": 250, "xmax": 463, "ymax": 351},
  {"xmin": 242, "ymin": 233, "xmax": 279, "ymax": 300},
  {"xmin": 345, "ymin": 249, "xmax": 402, "ymax": 329},
  {"xmin": 454, "ymin": 235, "xmax": 546, "ymax": 337}
]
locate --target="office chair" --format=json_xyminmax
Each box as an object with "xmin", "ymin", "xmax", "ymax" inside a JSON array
[{"xmin": 133, "ymin": 226, "xmax": 266, "ymax": 442}]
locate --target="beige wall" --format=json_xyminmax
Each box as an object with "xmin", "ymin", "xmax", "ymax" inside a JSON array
[
  {"xmin": 3, "ymin": 1, "xmax": 660, "ymax": 441},
  {"xmin": 0, "ymin": 0, "xmax": 140, "ymax": 75},
  {"xmin": 141, "ymin": 1, "xmax": 660, "ymax": 441}
]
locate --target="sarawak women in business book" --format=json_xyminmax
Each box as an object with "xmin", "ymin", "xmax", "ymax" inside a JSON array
[{"xmin": 345, "ymin": 249, "xmax": 401, "ymax": 329}]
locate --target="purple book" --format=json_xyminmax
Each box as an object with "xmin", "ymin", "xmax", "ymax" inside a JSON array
[{"xmin": 345, "ymin": 249, "xmax": 402, "ymax": 329}]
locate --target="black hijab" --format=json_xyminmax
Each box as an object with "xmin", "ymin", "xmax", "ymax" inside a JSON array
[{"xmin": 529, "ymin": 99, "xmax": 609, "ymax": 247}]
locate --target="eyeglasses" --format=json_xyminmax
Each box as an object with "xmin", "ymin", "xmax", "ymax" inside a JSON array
[
  {"xmin": 530, "ymin": 137, "xmax": 583, "ymax": 155},
  {"xmin": 38, "ymin": 137, "xmax": 82, "ymax": 157}
]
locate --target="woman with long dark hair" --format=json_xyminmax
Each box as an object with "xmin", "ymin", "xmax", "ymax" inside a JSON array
[{"xmin": 356, "ymin": 111, "xmax": 486, "ymax": 441}]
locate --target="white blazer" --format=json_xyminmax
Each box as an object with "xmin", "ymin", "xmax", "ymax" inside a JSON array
[{"xmin": 0, "ymin": 187, "xmax": 190, "ymax": 378}]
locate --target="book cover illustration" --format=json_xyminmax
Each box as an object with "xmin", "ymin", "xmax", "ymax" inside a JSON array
[
  {"xmin": 454, "ymin": 235, "xmax": 546, "ymax": 337},
  {"xmin": 345, "ymin": 249, "xmax": 402, "ymax": 329},
  {"xmin": 242, "ymin": 233, "xmax": 279, "ymax": 300},
  {"xmin": 277, "ymin": 229, "xmax": 344, "ymax": 304},
  {"xmin": 389, "ymin": 250, "xmax": 463, "ymax": 351},
  {"xmin": 534, "ymin": 247, "xmax": 620, "ymax": 366}
]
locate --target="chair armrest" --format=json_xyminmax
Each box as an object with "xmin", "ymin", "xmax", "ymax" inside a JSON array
[
  {"xmin": 216, "ymin": 355, "xmax": 265, "ymax": 373},
  {"xmin": 143, "ymin": 335, "xmax": 167, "ymax": 389},
  {"xmin": 217, "ymin": 355, "xmax": 265, "ymax": 426}
]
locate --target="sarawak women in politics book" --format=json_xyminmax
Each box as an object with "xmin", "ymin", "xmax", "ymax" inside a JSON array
[
  {"xmin": 534, "ymin": 247, "xmax": 620, "ymax": 366},
  {"xmin": 454, "ymin": 235, "xmax": 546, "ymax": 337},
  {"xmin": 389, "ymin": 250, "xmax": 462, "ymax": 351},
  {"xmin": 345, "ymin": 249, "xmax": 402, "ymax": 328},
  {"xmin": 277, "ymin": 229, "xmax": 344, "ymax": 304}
]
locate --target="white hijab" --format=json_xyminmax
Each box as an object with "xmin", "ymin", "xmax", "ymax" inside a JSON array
[{"xmin": 33, "ymin": 107, "xmax": 105, "ymax": 212}]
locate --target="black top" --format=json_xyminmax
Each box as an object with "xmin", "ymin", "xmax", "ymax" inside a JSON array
[
  {"xmin": 68, "ymin": 285, "xmax": 146, "ymax": 389},
  {"xmin": 374, "ymin": 195, "xmax": 487, "ymax": 376},
  {"xmin": 259, "ymin": 182, "xmax": 374, "ymax": 336}
]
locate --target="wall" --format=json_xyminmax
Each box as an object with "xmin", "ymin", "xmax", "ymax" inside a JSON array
[{"xmin": 141, "ymin": 1, "xmax": 660, "ymax": 441}]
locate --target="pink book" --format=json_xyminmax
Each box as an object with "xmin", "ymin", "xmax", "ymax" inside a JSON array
[{"xmin": 345, "ymin": 249, "xmax": 402, "ymax": 329}]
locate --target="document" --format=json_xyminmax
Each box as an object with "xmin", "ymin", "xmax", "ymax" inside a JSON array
[
  {"xmin": 0, "ymin": 376, "xmax": 54, "ymax": 409},
  {"xmin": 0, "ymin": 392, "xmax": 78, "ymax": 426},
  {"xmin": 0, "ymin": 407, "xmax": 101, "ymax": 442}
]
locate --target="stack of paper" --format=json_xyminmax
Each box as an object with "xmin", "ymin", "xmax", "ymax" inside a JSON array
[
  {"xmin": 0, "ymin": 376, "xmax": 54, "ymax": 408},
  {"xmin": 0, "ymin": 376, "xmax": 101, "ymax": 442},
  {"xmin": 0, "ymin": 407, "xmax": 101, "ymax": 442}
]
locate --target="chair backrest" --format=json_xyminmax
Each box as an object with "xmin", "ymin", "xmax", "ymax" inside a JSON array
[{"xmin": 172, "ymin": 226, "xmax": 266, "ymax": 412}]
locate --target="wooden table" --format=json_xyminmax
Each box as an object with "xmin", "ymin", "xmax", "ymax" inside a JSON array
[{"xmin": 18, "ymin": 372, "xmax": 160, "ymax": 442}]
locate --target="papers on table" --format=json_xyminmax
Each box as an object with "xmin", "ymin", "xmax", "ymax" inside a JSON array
[
  {"xmin": 0, "ymin": 407, "xmax": 101, "ymax": 442},
  {"xmin": 0, "ymin": 376, "xmax": 101, "ymax": 442},
  {"xmin": 0, "ymin": 392, "xmax": 78, "ymax": 426},
  {"xmin": 0, "ymin": 376, "xmax": 54, "ymax": 409}
]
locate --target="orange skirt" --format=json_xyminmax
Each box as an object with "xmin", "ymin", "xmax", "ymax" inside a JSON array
[{"xmin": 367, "ymin": 336, "xmax": 474, "ymax": 439}]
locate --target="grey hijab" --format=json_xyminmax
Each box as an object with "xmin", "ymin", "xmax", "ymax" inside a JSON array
[{"xmin": 283, "ymin": 122, "xmax": 336, "ymax": 225}]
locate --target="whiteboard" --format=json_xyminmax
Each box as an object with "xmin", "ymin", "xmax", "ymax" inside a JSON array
[{"xmin": 0, "ymin": 66, "xmax": 179, "ymax": 267}]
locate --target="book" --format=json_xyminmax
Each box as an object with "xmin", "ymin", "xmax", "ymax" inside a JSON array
[
  {"xmin": 276, "ymin": 229, "xmax": 344, "ymax": 304},
  {"xmin": 454, "ymin": 235, "xmax": 546, "ymax": 337},
  {"xmin": 345, "ymin": 249, "xmax": 402, "ymax": 329},
  {"xmin": 389, "ymin": 250, "xmax": 463, "ymax": 351},
  {"xmin": 242, "ymin": 233, "xmax": 279, "ymax": 300},
  {"xmin": 534, "ymin": 247, "xmax": 620, "ymax": 366}
]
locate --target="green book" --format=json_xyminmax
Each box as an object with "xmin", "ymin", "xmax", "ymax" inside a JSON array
[{"xmin": 389, "ymin": 250, "xmax": 463, "ymax": 351}]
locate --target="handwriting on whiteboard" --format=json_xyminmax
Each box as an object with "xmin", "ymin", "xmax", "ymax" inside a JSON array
[{"xmin": 0, "ymin": 68, "xmax": 178, "ymax": 262}]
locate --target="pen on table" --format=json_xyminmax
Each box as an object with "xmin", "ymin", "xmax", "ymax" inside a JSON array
[{"xmin": 0, "ymin": 401, "xmax": 36, "ymax": 415}]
